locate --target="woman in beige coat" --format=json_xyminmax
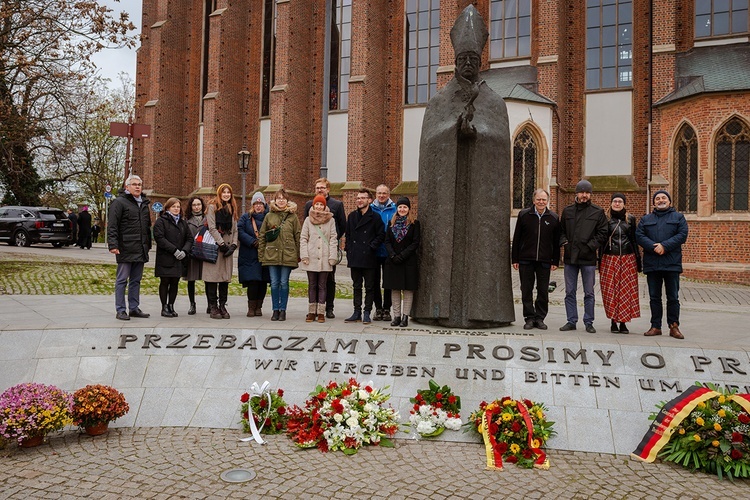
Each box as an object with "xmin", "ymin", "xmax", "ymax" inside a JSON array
[
  {"xmin": 299, "ymin": 195, "xmax": 338, "ymax": 322},
  {"xmin": 258, "ymin": 188, "xmax": 301, "ymax": 321},
  {"xmin": 204, "ymin": 183, "xmax": 239, "ymax": 319}
]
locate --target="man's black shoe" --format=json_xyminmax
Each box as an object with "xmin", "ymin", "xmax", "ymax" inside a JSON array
[
  {"xmin": 326, "ymin": 310, "xmax": 335, "ymax": 319},
  {"xmin": 116, "ymin": 311, "xmax": 130, "ymax": 321},
  {"xmin": 534, "ymin": 319, "xmax": 548, "ymax": 330},
  {"xmin": 129, "ymin": 308, "xmax": 150, "ymax": 318},
  {"xmin": 523, "ymin": 319, "xmax": 535, "ymax": 330},
  {"xmin": 559, "ymin": 322, "xmax": 576, "ymax": 331},
  {"xmin": 585, "ymin": 324, "xmax": 597, "ymax": 333}
]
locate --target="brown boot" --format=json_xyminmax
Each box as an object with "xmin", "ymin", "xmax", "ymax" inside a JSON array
[
  {"xmin": 255, "ymin": 299, "xmax": 264, "ymax": 317},
  {"xmin": 210, "ymin": 306, "xmax": 223, "ymax": 320},
  {"xmin": 643, "ymin": 327, "xmax": 662, "ymax": 336},
  {"xmin": 219, "ymin": 303, "xmax": 230, "ymax": 319},
  {"xmin": 247, "ymin": 300, "xmax": 257, "ymax": 318},
  {"xmin": 668, "ymin": 323, "xmax": 684, "ymax": 339},
  {"xmin": 317, "ymin": 314, "xmax": 325, "ymax": 323},
  {"xmin": 306, "ymin": 303, "xmax": 316, "ymax": 322}
]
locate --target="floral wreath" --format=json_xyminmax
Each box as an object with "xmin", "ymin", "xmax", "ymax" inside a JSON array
[
  {"xmin": 239, "ymin": 382, "xmax": 288, "ymax": 444},
  {"xmin": 467, "ymin": 397, "xmax": 555, "ymax": 470},
  {"xmin": 286, "ymin": 378, "xmax": 400, "ymax": 454},
  {"xmin": 408, "ymin": 380, "xmax": 462, "ymax": 437}
]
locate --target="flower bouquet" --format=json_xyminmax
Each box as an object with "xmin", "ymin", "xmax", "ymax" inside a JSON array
[
  {"xmin": 637, "ymin": 384, "xmax": 750, "ymax": 480},
  {"xmin": 71, "ymin": 384, "xmax": 129, "ymax": 430},
  {"xmin": 0, "ymin": 383, "xmax": 73, "ymax": 445},
  {"xmin": 407, "ymin": 379, "xmax": 462, "ymax": 437},
  {"xmin": 467, "ymin": 397, "xmax": 555, "ymax": 470},
  {"xmin": 286, "ymin": 378, "xmax": 400, "ymax": 454},
  {"xmin": 240, "ymin": 387, "xmax": 288, "ymax": 435}
]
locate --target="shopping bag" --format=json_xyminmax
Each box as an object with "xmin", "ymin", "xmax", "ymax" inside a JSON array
[{"xmin": 191, "ymin": 226, "xmax": 219, "ymax": 263}]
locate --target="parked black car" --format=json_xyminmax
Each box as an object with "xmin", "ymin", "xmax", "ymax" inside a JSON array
[{"xmin": 0, "ymin": 206, "xmax": 73, "ymax": 247}]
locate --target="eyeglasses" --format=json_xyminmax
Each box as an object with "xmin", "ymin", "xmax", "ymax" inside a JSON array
[{"xmin": 129, "ymin": 183, "xmax": 142, "ymax": 187}]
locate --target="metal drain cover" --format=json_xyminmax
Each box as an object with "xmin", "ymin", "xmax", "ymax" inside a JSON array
[{"xmin": 220, "ymin": 468, "xmax": 257, "ymax": 483}]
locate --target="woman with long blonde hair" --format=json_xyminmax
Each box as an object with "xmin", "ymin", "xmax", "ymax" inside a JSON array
[{"xmin": 203, "ymin": 183, "xmax": 239, "ymax": 319}]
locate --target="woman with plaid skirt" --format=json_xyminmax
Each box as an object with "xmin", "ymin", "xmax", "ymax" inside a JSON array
[{"xmin": 600, "ymin": 193, "xmax": 641, "ymax": 333}]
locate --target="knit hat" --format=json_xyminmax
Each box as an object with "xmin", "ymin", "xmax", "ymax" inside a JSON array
[
  {"xmin": 575, "ymin": 179, "xmax": 593, "ymax": 193},
  {"xmin": 652, "ymin": 189, "xmax": 671, "ymax": 203},
  {"xmin": 251, "ymin": 192, "xmax": 265, "ymax": 205},
  {"xmin": 611, "ymin": 192, "xmax": 626, "ymax": 203},
  {"xmin": 396, "ymin": 197, "xmax": 411, "ymax": 209},
  {"xmin": 313, "ymin": 194, "xmax": 327, "ymax": 208},
  {"xmin": 216, "ymin": 183, "xmax": 233, "ymax": 198}
]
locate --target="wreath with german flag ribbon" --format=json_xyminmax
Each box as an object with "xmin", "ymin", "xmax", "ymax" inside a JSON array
[{"xmin": 467, "ymin": 397, "xmax": 556, "ymax": 470}]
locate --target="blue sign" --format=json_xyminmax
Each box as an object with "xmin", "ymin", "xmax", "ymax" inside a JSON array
[
  {"xmin": 104, "ymin": 192, "xmax": 113, "ymax": 199},
  {"xmin": 152, "ymin": 202, "xmax": 163, "ymax": 213}
]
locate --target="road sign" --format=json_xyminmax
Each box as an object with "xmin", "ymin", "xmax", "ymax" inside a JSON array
[
  {"xmin": 105, "ymin": 184, "xmax": 112, "ymax": 193},
  {"xmin": 104, "ymin": 192, "xmax": 113, "ymax": 199},
  {"xmin": 152, "ymin": 202, "xmax": 163, "ymax": 213}
]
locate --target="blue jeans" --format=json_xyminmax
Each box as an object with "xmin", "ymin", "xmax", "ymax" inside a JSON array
[
  {"xmin": 268, "ymin": 265, "xmax": 293, "ymax": 311},
  {"xmin": 646, "ymin": 271, "xmax": 680, "ymax": 328},
  {"xmin": 115, "ymin": 262, "xmax": 145, "ymax": 313},
  {"xmin": 564, "ymin": 264, "xmax": 596, "ymax": 325}
]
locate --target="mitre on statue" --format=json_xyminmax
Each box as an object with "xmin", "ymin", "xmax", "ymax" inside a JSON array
[{"xmin": 449, "ymin": 5, "xmax": 489, "ymax": 56}]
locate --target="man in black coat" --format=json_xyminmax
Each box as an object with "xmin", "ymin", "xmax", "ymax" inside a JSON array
[
  {"xmin": 559, "ymin": 179, "xmax": 608, "ymax": 333},
  {"xmin": 67, "ymin": 209, "xmax": 78, "ymax": 246},
  {"xmin": 77, "ymin": 206, "xmax": 92, "ymax": 249},
  {"xmin": 512, "ymin": 188, "xmax": 561, "ymax": 330},
  {"xmin": 304, "ymin": 177, "xmax": 346, "ymax": 318},
  {"xmin": 107, "ymin": 175, "xmax": 152, "ymax": 320},
  {"xmin": 343, "ymin": 188, "xmax": 384, "ymax": 324}
]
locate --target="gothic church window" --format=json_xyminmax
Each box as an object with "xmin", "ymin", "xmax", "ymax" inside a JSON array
[
  {"xmin": 695, "ymin": 0, "xmax": 749, "ymax": 38},
  {"xmin": 715, "ymin": 117, "xmax": 750, "ymax": 212},
  {"xmin": 585, "ymin": 0, "xmax": 632, "ymax": 90},
  {"xmin": 330, "ymin": 0, "xmax": 352, "ymax": 110},
  {"xmin": 261, "ymin": 0, "xmax": 277, "ymax": 117},
  {"xmin": 673, "ymin": 124, "xmax": 699, "ymax": 213},
  {"xmin": 512, "ymin": 128, "xmax": 538, "ymax": 210},
  {"xmin": 405, "ymin": 0, "xmax": 440, "ymax": 104},
  {"xmin": 489, "ymin": 0, "xmax": 531, "ymax": 59}
]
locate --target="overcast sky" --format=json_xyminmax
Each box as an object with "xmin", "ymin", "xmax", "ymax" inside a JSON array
[{"xmin": 89, "ymin": 0, "xmax": 142, "ymax": 87}]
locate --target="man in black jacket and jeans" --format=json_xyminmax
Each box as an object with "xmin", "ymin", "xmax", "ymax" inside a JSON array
[
  {"xmin": 512, "ymin": 188, "xmax": 561, "ymax": 330},
  {"xmin": 344, "ymin": 189, "xmax": 385, "ymax": 324},
  {"xmin": 108, "ymin": 175, "xmax": 152, "ymax": 321},
  {"xmin": 559, "ymin": 180, "xmax": 608, "ymax": 333},
  {"xmin": 304, "ymin": 178, "xmax": 347, "ymax": 318}
]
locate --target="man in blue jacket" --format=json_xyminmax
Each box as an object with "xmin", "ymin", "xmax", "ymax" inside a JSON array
[
  {"xmin": 636, "ymin": 189, "xmax": 688, "ymax": 339},
  {"xmin": 370, "ymin": 184, "xmax": 397, "ymax": 322}
]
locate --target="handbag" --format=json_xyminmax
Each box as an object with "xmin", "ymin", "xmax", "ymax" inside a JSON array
[
  {"xmin": 191, "ymin": 225, "xmax": 219, "ymax": 263},
  {"xmin": 265, "ymin": 213, "xmax": 289, "ymax": 242}
]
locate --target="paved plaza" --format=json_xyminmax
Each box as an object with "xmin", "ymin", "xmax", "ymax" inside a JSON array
[{"xmin": 1, "ymin": 245, "xmax": 749, "ymax": 497}]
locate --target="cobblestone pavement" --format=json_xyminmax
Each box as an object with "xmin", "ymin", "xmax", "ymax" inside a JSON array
[{"xmin": 1, "ymin": 428, "xmax": 747, "ymax": 499}]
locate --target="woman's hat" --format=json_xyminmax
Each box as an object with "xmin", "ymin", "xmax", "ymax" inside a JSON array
[
  {"xmin": 611, "ymin": 192, "xmax": 626, "ymax": 203},
  {"xmin": 396, "ymin": 197, "xmax": 411, "ymax": 208},
  {"xmin": 313, "ymin": 195, "xmax": 327, "ymax": 207},
  {"xmin": 251, "ymin": 192, "xmax": 266, "ymax": 205}
]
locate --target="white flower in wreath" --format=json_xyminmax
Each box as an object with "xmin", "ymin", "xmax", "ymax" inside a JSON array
[
  {"xmin": 445, "ymin": 417, "xmax": 463, "ymax": 431},
  {"xmin": 363, "ymin": 402, "xmax": 375, "ymax": 413},
  {"xmin": 417, "ymin": 420, "xmax": 437, "ymax": 435},
  {"xmin": 349, "ymin": 409, "xmax": 360, "ymax": 420},
  {"xmin": 358, "ymin": 389, "xmax": 369, "ymax": 400},
  {"xmin": 333, "ymin": 413, "xmax": 344, "ymax": 423},
  {"xmin": 346, "ymin": 416, "xmax": 359, "ymax": 428}
]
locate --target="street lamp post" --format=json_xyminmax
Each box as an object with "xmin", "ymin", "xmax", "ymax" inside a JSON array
[{"xmin": 237, "ymin": 146, "xmax": 251, "ymax": 214}]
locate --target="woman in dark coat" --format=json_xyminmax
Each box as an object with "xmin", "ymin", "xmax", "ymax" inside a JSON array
[
  {"xmin": 183, "ymin": 196, "xmax": 207, "ymax": 315},
  {"xmin": 153, "ymin": 198, "xmax": 192, "ymax": 318},
  {"xmin": 383, "ymin": 197, "xmax": 420, "ymax": 327},
  {"xmin": 238, "ymin": 192, "xmax": 270, "ymax": 317}
]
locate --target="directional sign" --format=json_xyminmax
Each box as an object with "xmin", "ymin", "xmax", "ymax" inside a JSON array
[
  {"xmin": 104, "ymin": 192, "xmax": 113, "ymax": 199},
  {"xmin": 152, "ymin": 202, "xmax": 163, "ymax": 213}
]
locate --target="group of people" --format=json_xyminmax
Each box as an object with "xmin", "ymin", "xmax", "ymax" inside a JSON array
[
  {"xmin": 107, "ymin": 176, "xmax": 419, "ymax": 326},
  {"xmin": 66, "ymin": 207, "xmax": 97, "ymax": 249},
  {"xmin": 512, "ymin": 180, "xmax": 688, "ymax": 339}
]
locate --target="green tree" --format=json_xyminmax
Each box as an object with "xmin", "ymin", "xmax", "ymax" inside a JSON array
[{"xmin": 0, "ymin": 0, "xmax": 136, "ymax": 205}]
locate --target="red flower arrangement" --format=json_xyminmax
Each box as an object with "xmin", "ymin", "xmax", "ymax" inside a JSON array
[{"xmin": 240, "ymin": 387, "xmax": 288, "ymax": 435}]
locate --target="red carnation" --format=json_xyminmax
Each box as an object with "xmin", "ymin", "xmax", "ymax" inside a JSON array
[
  {"xmin": 511, "ymin": 421, "xmax": 522, "ymax": 433},
  {"xmin": 731, "ymin": 449, "xmax": 743, "ymax": 460},
  {"xmin": 496, "ymin": 442, "xmax": 508, "ymax": 454},
  {"xmin": 501, "ymin": 396, "xmax": 511, "ymax": 403},
  {"xmin": 436, "ymin": 402, "xmax": 442, "ymax": 409},
  {"xmin": 240, "ymin": 393, "xmax": 250, "ymax": 403},
  {"xmin": 365, "ymin": 386, "xmax": 373, "ymax": 393},
  {"xmin": 264, "ymin": 418, "xmax": 272, "ymax": 426},
  {"xmin": 435, "ymin": 392, "xmax": 443, "ymax": 400},
  {"xmin": 341, "ymin": 388, "xmax": 352, "ymax": 397},
  {"xmin": 413, "ymin": 404, "xmax": 420, "ymax": 411},
  {"xmin": 317, "ymin": 391, "xmax": 327, "ymax": 401},
  {"xmin": 277, "ymin": 389, "xmax": 284, "ymax": 397},
  {"xmin": 523, "ymin": 399, "xmax": 533, "ymax": 409},
  {"xmin": 259, "ymin": 398, "xmax": 268, "ymax": 408},
  {"xmin": 416, "ymin": 394, "xmax": 424, "ymax": 402},
  {"xmin": 522, "ymin": 449, "xmax": 533, "ymax": 459},
  {"xmin": 739, "ymin": 413, "xmax": 750, "ymax": 424},
  {"xmin": 732, "ymin": 432, "xmax": 744, "ymax": 443},
  {"xmin": 448, "ymin": 395, "xmax": 457, "ymax": 404},
  {"xmin": 277, "ymin": 406, "xmax": 286, "ymax": 415},
  {"xmin": 328, "ymin": 381, "xmax": 338, "ymax": 390},
  {"xmin": 506, "ymin": 455, "xmax": 518, "ymax": 463}
]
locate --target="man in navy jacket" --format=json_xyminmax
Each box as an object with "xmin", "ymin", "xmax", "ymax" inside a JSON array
[{"xmin": 636, "ymin": 189, "xmax": 688, "ymax": 339}]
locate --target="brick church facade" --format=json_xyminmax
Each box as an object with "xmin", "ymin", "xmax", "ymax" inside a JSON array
[{"xmin": 134, "ymin": 0, "xmax": 750, "ymax": 284}]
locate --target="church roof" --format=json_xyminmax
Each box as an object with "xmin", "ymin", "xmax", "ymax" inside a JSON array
[
  {"xmin": 654, "ymin": 43, "xmax": 750, "ymax": 106},
  {"xmin": 480, "ymin": 66, "xmax": 555, "ymax": 106}
]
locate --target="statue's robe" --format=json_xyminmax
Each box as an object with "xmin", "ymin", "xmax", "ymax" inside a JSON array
[{"xmin": 413, "ymin": 75, "xmax": 515, "ymax": 328}]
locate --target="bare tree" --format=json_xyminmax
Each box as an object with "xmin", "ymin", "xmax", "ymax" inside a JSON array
[{"xmin": 0, "ymin": 0, "xmax": 136, "ymax": 205}]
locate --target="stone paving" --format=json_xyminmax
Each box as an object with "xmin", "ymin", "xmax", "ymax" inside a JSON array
[{"xmin": 1, "ymin": 428, "xmax": 748, "ymax": 499}]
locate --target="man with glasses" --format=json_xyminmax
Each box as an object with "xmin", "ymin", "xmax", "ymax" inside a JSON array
[
  {"xmin": 344, "ymin": 189, "xmax": 385, "ymax": 324},
  {"xmin": 304, "ymin": 178, "xmax": 346, "ymax": 318},
  {"xmin": 370, "ymin": 184, "xmax": 397, "ymax": 322},
  {"xmin": 108, "ymin": 175, "xmax": 152, "ymax": 320}
]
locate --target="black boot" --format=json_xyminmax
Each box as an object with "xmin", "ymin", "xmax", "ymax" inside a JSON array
[
  {"xmin": 188, "ymin": 302, "xmax": 196, "ymax": 315},
  {"xmin": 168, "ymin": 304, "xmax": 178, "ymax": 317},
  {"xmin": 399, "ymin": 315, "xmax": 409, "ymax": 327},
  {"xmin": 279, "ymin": 310, "xmax": 286, "ymax": 321},
  {"xmin": 161, "ymin": 304, "xmax": 172, "ymax": 317},
  {"xmin": 344, "ymin": 309, "xmax": 362, "ymax": 323},
  {"xmin": 611, "ymin": 320, "xmax": 619, "ymax": 333},
  {"xmin": 271, "ymin": 310, "xmax": 280, "ymax": 321},
  {"xmin": 390, "ymin": 317, "xmax": 401, "ymax": 327}
]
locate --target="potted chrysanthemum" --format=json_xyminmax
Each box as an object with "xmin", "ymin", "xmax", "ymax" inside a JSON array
[
  {"xmin": 71, "ymin": 384, "xmax": 130, "ymax": 436},
  {"xmin": 0, "ymin": 382, "xmax": 73, "ymax": 447}
]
